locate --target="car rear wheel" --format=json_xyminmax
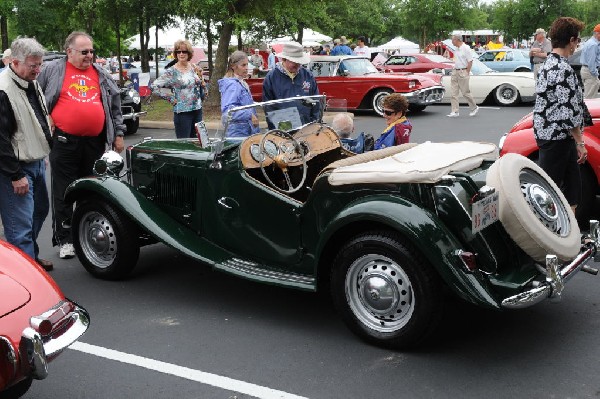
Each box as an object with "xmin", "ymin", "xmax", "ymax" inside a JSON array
[
  {"xmin": 493, "ymin": 83, "xmax": 520, "ymax": 105},
  {"xmin": 486, "ymin": 153, "xmax": 580, "ymax": 262},
  {"xmin": 72, "ymin": 200, "xmax": 139, "ymax": 280},
  {"xmin": 331, "ymin": 231, "xmax": 443, "ymax": 349},
  {"xmin": 371, "ymin": 89, "xmax": 392, "ymax": 116}
]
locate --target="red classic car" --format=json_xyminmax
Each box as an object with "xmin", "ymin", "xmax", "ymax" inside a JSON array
[
  {"xmin": 0, "ymin": 241, "xmax": 90, "ymax": 398},
  {"xmin": 247, "ymin": 55, "xmax": 445, "ymax": 116},
  {"xmin": 499, "ymin": 98, "xmax": 600, "ymax": 226},
  {"xmin": 377, "ymin": 53, "xmax": 453, "ymax": 74}
]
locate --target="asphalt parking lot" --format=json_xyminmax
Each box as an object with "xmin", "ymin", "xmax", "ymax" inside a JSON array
[{"xmin": 19, "ymin": 103, "xmax": 600, "ymax": 399}]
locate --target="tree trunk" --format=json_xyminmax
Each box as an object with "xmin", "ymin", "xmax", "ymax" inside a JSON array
[
  {"xmin": 1, "ymin": 15, "xmax": 8, "ymax": 50},
  {"xmin": 206, "ymin": 20, "xmax": 213, "ymax": 76},
  {"xmin": 297, "ymin": 23, "xmax": 304, "ymax": 44},
  {"xmin": 206, "ymin": 21, "xmax": 234, "ymax": 109}
]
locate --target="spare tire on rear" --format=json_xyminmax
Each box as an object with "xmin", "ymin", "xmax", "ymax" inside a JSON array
[{"xmin": 486, "ymin": 153, "xmax": 580, "ymax": 262}]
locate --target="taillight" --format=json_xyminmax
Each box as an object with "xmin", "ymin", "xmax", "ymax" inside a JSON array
[{"xmin": 456, "ymin": 250, "xmax": 478, "ymax": 272}]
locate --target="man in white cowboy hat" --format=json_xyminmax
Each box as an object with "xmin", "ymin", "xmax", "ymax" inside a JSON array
[
  {"xmin": 529, "ymin": 28, "xmax": 552, "ymax": 83},
  {"xmin": 262, "ymin": 42, "xmax": 320, "ymax": 125}
]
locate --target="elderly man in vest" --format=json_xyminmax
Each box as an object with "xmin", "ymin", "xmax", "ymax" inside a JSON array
[{"xmin": 0, "ymin": 38, "xmax": 53, "ymax": 270}]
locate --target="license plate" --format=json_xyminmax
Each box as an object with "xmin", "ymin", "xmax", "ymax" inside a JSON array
[{"xmin": 472, "ymin": 192, "xmax": 499, "ymax": 234}]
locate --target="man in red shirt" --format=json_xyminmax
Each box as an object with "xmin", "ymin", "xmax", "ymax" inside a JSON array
[{"xmin": 38, "ymin": 31, "xmax": 125, "ymax": 259}]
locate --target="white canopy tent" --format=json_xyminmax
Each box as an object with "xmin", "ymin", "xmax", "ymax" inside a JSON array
[
  {"xmin": 270, "ymin": 28, "xmax": 331, "ymax": 46},
  {"xmin": 378, "ymin": 37, "xmax": 420, "ymax": 54},
  {"xmin": 126, "ymin": 19, "xmax": 206, "ymax": 50}
]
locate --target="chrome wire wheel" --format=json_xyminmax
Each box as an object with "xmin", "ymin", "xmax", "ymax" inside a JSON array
[
  {"xmin": 345, "ymin": 254, "xmax": 414, "ymax": 333},
  {"xmin": 519, "ymin": 168, "xmax": 571, "ymax": 237},
  {"xmin": 78, "ymin": 211, "xmax": 117, "ymax": 269},
  {"xmin": 494, "ymin": 83, "xmax": 519, "ymax": 105}
]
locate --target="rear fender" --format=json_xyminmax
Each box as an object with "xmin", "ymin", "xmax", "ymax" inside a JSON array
[
  {"xmin": 318, "ymin": 195, "xmax": 501, "ymax": 308},
  {"xmin": 64, "ymin": 177, "xmax": 231, "ymax": 265}
]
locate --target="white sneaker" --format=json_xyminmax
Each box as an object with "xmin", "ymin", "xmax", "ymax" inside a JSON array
[
  {"xmin": 447, "ymin": 112, "xmax": 459, "ymax": 117},
  {"xmin": 59, "ymin": 243, "xmax": 75, "ymax": 259},
  {"xmin": 469, "ymin": 107, "xmax": 480, "ymax": 117}
]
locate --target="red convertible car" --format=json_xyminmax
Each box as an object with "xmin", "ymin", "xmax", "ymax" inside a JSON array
[
  {"xmin": 0, "ymin": 241, "xmax": 89, "ymax": 398},
  {"xmin": 248, "ymin": 55, "xmax": 445, "ymax": 116},
  {"xmin": 376, "ymin": 53, "xmax": 453, "ymax": 74},
  {"xmin": 499, "ymin": 98, "xmax": 600, "ymax": 226}
]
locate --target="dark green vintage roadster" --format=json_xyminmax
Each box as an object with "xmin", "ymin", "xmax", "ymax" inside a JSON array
[{"xmin": 65, "ymin": 95, "xmax": 599, "ymax": 349}]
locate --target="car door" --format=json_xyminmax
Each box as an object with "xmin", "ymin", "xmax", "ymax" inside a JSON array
[{"xmin": 203, "ymin": 166, "xmax": 304, "ymax": 267}]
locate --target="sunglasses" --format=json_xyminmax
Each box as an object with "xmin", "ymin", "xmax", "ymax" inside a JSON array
[
  {"xmin": 174, "ymin": 50, "xmax": 188, "ymax": 54},
  {"xmin": 382, "ymin": 109, "xmax": 397, "ymax": 116},
  {"xmin": 73, "ymin": 49, "xmax": 95, "ymax": 55}
]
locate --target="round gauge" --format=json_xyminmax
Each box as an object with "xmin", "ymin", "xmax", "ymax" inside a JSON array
[
  {"xmin": 250, "ymin": 144, "xmax": 264, "ymax": 162},
  {"xmin": 263, "ymin": 140, "xmax": 279, "ymax": 158}
]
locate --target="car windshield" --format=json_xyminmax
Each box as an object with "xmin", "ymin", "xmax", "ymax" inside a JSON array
[
  {"xmin": 471, "ymin": 58, "xmax": 495, "ymax": 75},
  {"xmin": 338, "ymin": 58, "xmax": 379, "ymax": 75},
  {"xmin": 422, "ymin": 54, "xmax": 452, "ymax": 63}
]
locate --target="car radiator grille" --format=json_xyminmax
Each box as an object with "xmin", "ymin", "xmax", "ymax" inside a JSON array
[{"xmin": 154, "ymin": 171, "xmax": 197, "ymax": 210}]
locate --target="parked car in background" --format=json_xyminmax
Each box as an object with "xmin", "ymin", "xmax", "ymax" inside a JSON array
[
  {"xmin": 377, "ymin": 53, "xmax": 453, "ymax": 73},
  {"xmin": 120, "ymin": 86, "xmax": 146, "ymax": 135},
  {"xmin": 499, "ymin": 98, "xmax": 600, "ymax": 226},
  {"xmin": 126, "ymin": 60, "xmax": 171, "ymax": 81},
  {"xmin": 247, "ymin": 55, "xmax": 445, "ymax": 115},
  {"xmin": 425, "ymin": 58, "xmax": 535, "ymax": 106},
  {"xmin": 479, "ymin": 49, "xmax": 532, "ymax": 72},
  {"xmin": 65, "ymin": 95, "xmax": 599, "ymax": 350},
  {"xmin": 0, "ymin": 241, "xmax": 89, "ymax": 398}
]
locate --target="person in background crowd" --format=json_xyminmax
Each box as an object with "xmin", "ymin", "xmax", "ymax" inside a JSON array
[
  {"xmin": 0, "ymin": 38, "xmax": 53, "ymax": 270},
  {"xmin": 37, "ymin": 31, "xmax": 125, "ymax": 260},
  {"xmin": 579, "ymin": 24, "xmax": 600, "ymax": 99},
  {"xmin": 250, "ymin": 48, "xmax": 264, "ymax": 70},
  {"xmin": 219, "ymin": 51, "xmax": 260, "ymax": 138},
  {"xmin": 331, "ymin": 113, "xmax": 373, "ymax": 153},
  {"xmin": 530, "ymin": 28, "xmax": 552, "ymax": 83},
  {"xmin": 0, "ymin": 49, "xmax": 11, "ymax": 71},
  {"xmin": 353, "ymin": 36, "xmax": 370, "ymax": 57},
  {"xmin": 262, "ymin": 42, "xmax": 320, "ymax": 126},
  {"xmin": 447, "ymin": 34, "xmax": 479, "ymax": 118},
  {"xmin": 374, "ymin": 93, "xmax": 412, "ymax": 150},
  {"xmin": 267, "ymin": 47, "xmax": 276, "ymax": 70},
  {"xmin": 151, "ymin": 39, "xmax": 205, "ymax": 139},
  {"xmin": 331, "ymin": 38, "xmax": 352, "ymax": 56},
  {"xmin": 533, "ymin": 17, "xmax": 587, "ymax": 214},
  {"xmin": 320, "ymin": 44, "xmax": 331, "ymax": 55}
]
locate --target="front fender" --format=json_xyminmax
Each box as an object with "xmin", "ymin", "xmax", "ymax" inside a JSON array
[
  {"xmin": 318, "ymin": 195, "xmax": 501, "ymax": 309},
  {"xmin": 65, "ymin": 177, "xmax": 231, "ymax": 266}
]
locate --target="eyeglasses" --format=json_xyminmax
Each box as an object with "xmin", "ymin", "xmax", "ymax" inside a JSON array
[
  {"xmin": 72, "ymin": 48, "xmax": 95, "ymax": 55},
  {"xmin": 174, "ymin": 50, "xmax": 188, "ymax": 54},
  {"xmin": 25, "ymin": 63, "xmax": 43, "ymax": 70},
  {"xmin": 382, "ymin": 109, "xmax": 397, "ymax": 116}
]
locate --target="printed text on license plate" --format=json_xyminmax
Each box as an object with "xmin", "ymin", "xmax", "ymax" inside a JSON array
[{"xmin": 472, "ymin": 192, "xmax": 499, "ymax": 234}]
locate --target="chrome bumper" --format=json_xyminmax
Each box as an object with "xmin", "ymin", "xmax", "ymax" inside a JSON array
[
  {"xmin": 501, "ymin": 220, "xmax": 600, "ymax": 309},
  {"xmin": 19, "ymin": 300, "xmax": 90, "ymax": 380},
  {"xmin": 403, "ymin": 86, "xmax": 445, "ymax": 105},
  {"xmin": 122, "ymin": 105, "xmax": 147, "ymax": 121}
]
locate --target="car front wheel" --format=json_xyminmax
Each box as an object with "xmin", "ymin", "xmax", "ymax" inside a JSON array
[
  {"xmin": 493, "ymin": 83, "xmax": 520, "ymax": 105},
  {"xmin": 124, "ymin": 118, "xmax": 139, "ymax": 135},
  {"xmin": 331, "ymin": 231, "xmax": 443, "ymax": 349},
  {"xmin": 72, "ymin": 200, "xmax": 140, "ymax": 280}
]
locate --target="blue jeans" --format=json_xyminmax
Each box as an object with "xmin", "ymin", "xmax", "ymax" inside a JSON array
[
  {"xmin": 173, "ymin": 109, "xmax": 203, "ymax": 139},
  {"xmin": 0, "ymin": 159, "xmax": 49, "ymax": 260}
]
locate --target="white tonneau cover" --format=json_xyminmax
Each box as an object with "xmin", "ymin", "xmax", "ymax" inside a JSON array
[{"xmin": 328, "ymin": 141, "xmax": 498, "ymax": 186}]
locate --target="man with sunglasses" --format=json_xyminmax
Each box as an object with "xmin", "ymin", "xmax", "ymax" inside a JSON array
[
  {"xmin": 37, "ymin": 31, "xmax": 125, "ymax": 260},
  {"xmin": 0, "ymin": 38, "xmax": 54, "ymax": 270}
]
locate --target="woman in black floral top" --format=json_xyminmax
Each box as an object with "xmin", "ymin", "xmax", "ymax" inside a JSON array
[{"xmin": 533, "ymin": 17, "xmax": 587, "ymax": 212}]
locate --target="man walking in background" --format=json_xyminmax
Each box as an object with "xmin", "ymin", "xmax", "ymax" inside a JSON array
[
  {"xmin": 447, "ymin": 34, "xmax": 479, "ymax": 118},
  {"xmin": 38, "ymin": 31, "xmax": 125, "ymax": 259},
  {"xmin": 530, "ymin": 28, "xmax": 552, "ymax": 83},
  {"xmin": 580, "ymin": 24, "xmax": 600, "ymax": 99}
]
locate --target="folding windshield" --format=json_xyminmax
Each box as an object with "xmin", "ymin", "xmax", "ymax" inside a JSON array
[{"xmin": 337, "ymin": 58, "xmax": 379, "ymax": 76}]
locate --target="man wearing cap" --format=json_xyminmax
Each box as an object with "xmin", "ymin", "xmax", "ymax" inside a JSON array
[
  {"xmin": 250, "ymin": 49, "xmax": 264, "ymax": 71},
  {"xmin": 580, "ymin": 24, "xmax": 600, "ymax": 99},
  {"xmin": 331, "ymin": 37, "xmax": 352, "ymax": 56},
  {"xmin": 262, "ymin": 42, "xmax": 320, "ymax": 125},
  {"xmin": 530, "ymin": 28, "xmax": 552, "ymax": 82},
  {"xmin": 0, "ymin": 49, "xmax": 11, "ymax": 72}
]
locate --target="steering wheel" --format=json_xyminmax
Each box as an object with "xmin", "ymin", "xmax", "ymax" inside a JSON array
[{"xmin": 259, "ymin": 129, "xmax": 307, "ymax": 194}]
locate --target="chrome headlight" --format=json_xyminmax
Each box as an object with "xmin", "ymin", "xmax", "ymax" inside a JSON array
[
  {"xmin": 128, "ymin": 89, "xmax": 141, "ymax": 104},
  {"xmin": 94, "ymin": 150, "xmax": 124, "ymax": 177}
]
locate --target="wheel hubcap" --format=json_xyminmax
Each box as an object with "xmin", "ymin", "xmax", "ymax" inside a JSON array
[
  {"xmin": 346, "ymin": 254, "xmax": 414, "ymax": 332},
  {"xmin": 520, "ymin": 169, "xmax": 570, "ymax": 236},
  {"xmin": 79, "ymin": 211, "xmax": 117, "ymax": 268}
]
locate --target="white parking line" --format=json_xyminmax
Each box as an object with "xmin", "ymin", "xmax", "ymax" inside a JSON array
[{"xmin": 70, "ymin": 342, "xmax": 308, "ymax": 399}]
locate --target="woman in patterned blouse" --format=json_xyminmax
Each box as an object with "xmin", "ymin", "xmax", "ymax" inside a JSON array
[
  {"xmin": 151, "ymin": 39, "xmax": 206, "ymax": 138},
  {"xmin": 533, "ymin": 17, "xmax": 587, "ymax": 212}
]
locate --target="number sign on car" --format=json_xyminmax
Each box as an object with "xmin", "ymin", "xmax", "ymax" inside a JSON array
[{"xmin": 472, "ymin": 192, "xmax": 499, "ymax": 233}]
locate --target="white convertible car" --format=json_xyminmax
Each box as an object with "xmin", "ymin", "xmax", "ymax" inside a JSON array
[{"xmin": 434, "ymin": 58, "xmax": 535, "ymax": 106}]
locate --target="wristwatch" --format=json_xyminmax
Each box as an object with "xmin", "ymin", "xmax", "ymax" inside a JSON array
[{"xmin": 577, "ymin": 142, "xmax": 585, "ymax": 147}]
